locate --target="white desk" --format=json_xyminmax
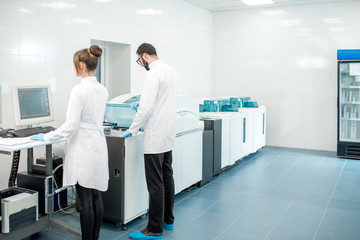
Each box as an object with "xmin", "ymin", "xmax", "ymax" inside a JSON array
[
  {"xmin": 0, "ymin": 137, "xmax": 65, "ymax": 152},
  {"xmin": 0, "ymin": 138, "xmax": 81, "ymax": 240},
  {"xmin": 0, "ymin": 138, "xmax": 67, "ymax": 187}
]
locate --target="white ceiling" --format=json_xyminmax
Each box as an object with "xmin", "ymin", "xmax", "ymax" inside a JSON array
[{"xmin": 182, "ymin": 0, "xmax": 356, "ymax": 12}]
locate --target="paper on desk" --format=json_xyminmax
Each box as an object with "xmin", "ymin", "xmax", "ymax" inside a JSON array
[{"xmin": 0, "ymin": 137, "xmax": 33, "ymax": 146}]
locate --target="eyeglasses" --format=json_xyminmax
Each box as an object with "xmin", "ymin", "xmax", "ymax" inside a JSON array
[{"xmin": 136, "ymin": 55, "xmax": 142, "ymax": 65}]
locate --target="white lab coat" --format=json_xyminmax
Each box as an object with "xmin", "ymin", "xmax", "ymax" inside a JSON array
[
  {"xmin": 44, "ymin": 76, "xmax": 109, "ymax": 191},
  {"xmin": 129, "ymin": 59, "xmax": 177, "ymax": 154}
]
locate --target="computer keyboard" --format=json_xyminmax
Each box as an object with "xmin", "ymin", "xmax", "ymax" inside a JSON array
[{"xmin": 11, "ymin": 126, "xmax": 56, "ymax": 138}]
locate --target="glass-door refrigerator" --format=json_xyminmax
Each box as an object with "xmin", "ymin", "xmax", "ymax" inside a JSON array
[{"xmin": 338, "ymin": 49, "xmax": 360, "ymax": 159}]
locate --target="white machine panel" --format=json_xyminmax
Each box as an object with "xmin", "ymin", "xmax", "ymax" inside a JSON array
[
  {"xmin": 123, "ymin": 134, "xmax": 148, "ymax": 224},
  {"xmin": 173, "ymin": 130, "xmax": 203, "ymax": 194},
  {"xmin": 221, "ymin": 118, "xmax": 231, "ymax": 168}
]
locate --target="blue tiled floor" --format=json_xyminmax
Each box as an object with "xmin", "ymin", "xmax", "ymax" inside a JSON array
[{"xmin": 30, "ymin": 146, "xmax": 360, "ymax": 240}]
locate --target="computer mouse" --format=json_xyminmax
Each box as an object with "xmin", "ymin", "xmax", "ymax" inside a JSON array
[
  {"xmin": 0, "ymin": 129, "xmax": 14, "ymax": 138},
  {"xmin": 4, "ymin": 132, "xmax": 14, "ymax": 138},
  {"xmin": 0, "ymin": 128, "xmax": 9, "ymax": 137}
]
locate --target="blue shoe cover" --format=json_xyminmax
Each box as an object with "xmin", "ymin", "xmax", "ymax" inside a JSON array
[
  {"xmin": 129, "ymin": 231, "xmax": 163, "ymax": 240},
  {"xmin": 163, "ymin": 223, "xmax": 174, "ymax": 230}
]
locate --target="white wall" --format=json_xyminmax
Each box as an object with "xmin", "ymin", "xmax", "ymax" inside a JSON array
[
  {"xmin": 0, "ymin": 0, "xmax": 212, "ymax": 190},
  {"xmin": 212, "ymin": 1, "xmax": 360, "ymax": 151}
]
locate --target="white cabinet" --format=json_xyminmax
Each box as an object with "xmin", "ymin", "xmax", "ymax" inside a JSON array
[
  {"xmin": 254, "ymin": 106, "xmax": 266, "ymax": 150},
  {"xmin": 173, "ymin": 130, "xmax": 203, "ymax": 194},
  {"xmin": 204, "ymin": 114, "xmax": 242, "ymax": 169},
  {"xmin": 103, "ymin": 133, "xmax": 148, "ymax": 227},
  {"xmin": 230, "ymin": 114, "xmax": 243, "ymax": 165},
  {"xmin": 239, "ymin": 106, "xmax": 266, "ymax": 156},
  {"xmin": 220, "ymin": 118, "xmax": 231, "ymax": 169},
  {"xmin": 218, "ymin": 115, "xmax": 242, "ymax": 168},
  {"xmin": 239, "ymin": 108, "xmax": 255, "ymax": 156},
  {"xmin": 172, "ymin": 143, "xmax": 182, "ymax": 195},
  {"xmin": 260, "ymin": 106, "xmax": 266, "ymax": 148},
  {"xmin": 199, "ymin": 106, "xmax": 266, "ymax": 170},
  {"xmin": 124, "ymin": 136, "xmax": 148, "ymax": 223}
]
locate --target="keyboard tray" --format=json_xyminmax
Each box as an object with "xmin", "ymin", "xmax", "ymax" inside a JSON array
[{"xmin": 12, "ymin": 126, "xmax": 56, "ymax": 138}]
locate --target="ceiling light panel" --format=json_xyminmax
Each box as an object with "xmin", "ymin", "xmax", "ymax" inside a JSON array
[
  {"xmin": 182, "ymin": 0, "xmax": 356, "ymax": 12},
  {"xmin": 261, "ymin": 10, "xmax": 288, "ymax": 16},
  {"xmin": 241, "ymin": 0, "xmax": 274, "ymax": 6}
]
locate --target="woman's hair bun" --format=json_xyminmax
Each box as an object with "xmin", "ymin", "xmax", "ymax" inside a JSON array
[{"xmin": 89, "ymin": 45, "xmax": 102, "ymax": 58}]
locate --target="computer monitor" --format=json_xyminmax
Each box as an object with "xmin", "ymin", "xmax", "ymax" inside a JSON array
[{"xmin": 12, "ymin": 85, "xmax": 54, "ymax": 126}]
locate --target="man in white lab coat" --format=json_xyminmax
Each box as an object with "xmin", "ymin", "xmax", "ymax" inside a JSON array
[{"xmin": 123, "ymin": 43, "xmax": 177, "ymax": 240}]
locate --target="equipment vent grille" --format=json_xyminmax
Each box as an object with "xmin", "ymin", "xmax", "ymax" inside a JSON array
[{"xmin": 345, "ymin": 145, "xmax": 360, "ymax": 157}]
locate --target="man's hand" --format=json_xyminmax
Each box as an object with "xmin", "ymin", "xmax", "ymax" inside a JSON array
[
  {"xmin": 122, "ymin": 129, "xmax": 132, "ymax": 139},
  {"xmin": 130, "ymin": 101, "xmax": 139, "ymax": 112}
]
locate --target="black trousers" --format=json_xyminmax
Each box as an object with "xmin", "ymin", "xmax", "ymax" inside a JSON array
[
  {"xmin": 144, "ymin": 151, "xmax": 175, "ymax": 233},
  {"xmin": 76, "ymin": 184, "xmax": 104, "ymax": 240}
]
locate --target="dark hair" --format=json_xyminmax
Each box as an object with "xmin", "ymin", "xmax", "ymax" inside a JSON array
[
  {"xmin": 73, "ymin": 45, "xmax": 102, "ymax": 74},
  {"xmin": 136, "ymin": 43, "xmax": 157, "ymax": 56}
]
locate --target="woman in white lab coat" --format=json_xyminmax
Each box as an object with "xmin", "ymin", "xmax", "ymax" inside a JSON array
[{"xmin": 31, "ymin": 45, "xmax": 109, "ymax": 240}]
